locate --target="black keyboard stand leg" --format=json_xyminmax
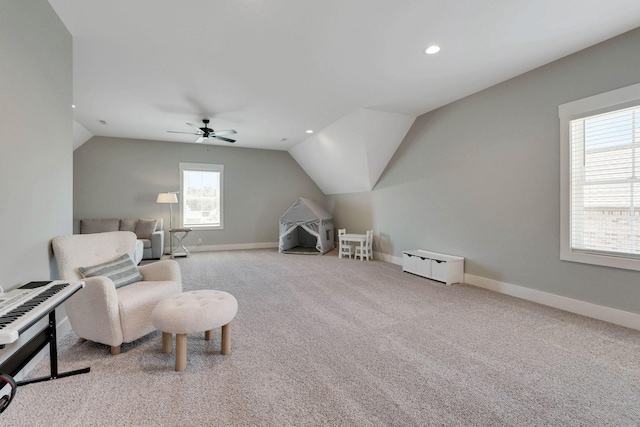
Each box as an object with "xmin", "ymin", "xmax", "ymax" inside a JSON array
[{"xmin": 16, "ymin": 311, "xmax": 90, "ymax": 387}]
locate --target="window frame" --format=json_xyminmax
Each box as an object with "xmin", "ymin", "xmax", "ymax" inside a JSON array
[
  {"xmin": 559, "ymin": 82, "xmax": 640, "ymax": 271},
  {"xmin": 179, "ymin": 162, "xmax": 224, "ymax": 230}
]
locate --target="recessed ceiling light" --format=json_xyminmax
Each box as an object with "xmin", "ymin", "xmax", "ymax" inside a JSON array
[
  {"xmin": 306, "ymin": 130, "xmax": 314, "ymax": 134},
  {"xmin": 425, "ymin": 45, "xmax": 440, "ymax": 55},
  {"xmin": 72, "ymin": 104, "xmax": 76, "ymax": 108}
]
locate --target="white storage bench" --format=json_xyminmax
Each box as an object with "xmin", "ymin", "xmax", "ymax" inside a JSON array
[{"xmin": 402, "ymin": 250, "xmax": 464, "ymax": 285}]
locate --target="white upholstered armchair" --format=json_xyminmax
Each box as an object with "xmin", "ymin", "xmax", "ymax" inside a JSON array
[{"xmin": 52, "ymin": 231, "xmax": 182, "ymax": 355}]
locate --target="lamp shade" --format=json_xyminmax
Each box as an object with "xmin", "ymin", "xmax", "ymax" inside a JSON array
[{"xmin": 156, "ymin": 193, "xmax": 178, "ymax": 204}]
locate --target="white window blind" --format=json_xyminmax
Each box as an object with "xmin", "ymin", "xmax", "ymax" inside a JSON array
[{"xmin": 570, "ymin": 105, "xmax": 640, "ymax": 258}]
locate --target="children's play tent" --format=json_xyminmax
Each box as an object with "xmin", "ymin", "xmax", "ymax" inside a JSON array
[{"xmin": 279, "ymin": 198, "xmax": 334, "ymax": 254}]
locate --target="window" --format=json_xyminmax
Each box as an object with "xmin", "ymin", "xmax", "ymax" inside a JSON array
[
  {"xmin": 179, "ymin": 162, "xmax": 224, "ymax": 230},
  {"xmin": 560, "ymin": 82, "xmax": 640, "ymax": 271}
]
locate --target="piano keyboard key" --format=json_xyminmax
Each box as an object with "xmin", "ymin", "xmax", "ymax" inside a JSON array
[{"xmin": 0, "ymin": 282, "xmax": 84, "ymax": 345}]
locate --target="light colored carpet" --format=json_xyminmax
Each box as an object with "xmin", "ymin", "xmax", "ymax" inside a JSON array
[{"xmin": 3, "ymin": 249, "xmax": 640, "ymax": 426}]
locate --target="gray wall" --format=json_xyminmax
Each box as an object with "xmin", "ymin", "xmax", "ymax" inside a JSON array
[
  {"xmin": 74, "ymin": 137, "xmax": 326, "ymax": 249},
  {"xmin": 328, "ymin": 27, "xmax": 640, "ymax": 314},
  {"xmin": 0, "ymin": 1, "xmax": 72, "ymax": 288},
  {"xmin": 0, "ymin": 0, "xmax": 72, "ymax": 360}
]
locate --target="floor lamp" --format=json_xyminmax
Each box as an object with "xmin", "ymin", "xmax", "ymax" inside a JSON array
[{"xmin": 157, "ymin": 192, "xmax": 178, "ymax": 255}]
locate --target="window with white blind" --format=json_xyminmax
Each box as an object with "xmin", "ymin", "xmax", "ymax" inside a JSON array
[
  {"xmin": 179, "ymin": 162, "xmax": 224, "ymax": 230},
  {"xmin": 560, "ymin": 82, "xmax": 640, "ymax": 271}
]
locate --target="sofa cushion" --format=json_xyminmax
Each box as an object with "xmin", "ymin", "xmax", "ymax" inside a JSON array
[
  {"xmin": 120, "ymin": 219, "xmax": 137, "ymax": 232},
  {"xmin": 139, "ymin": 238, "xmax": 152, "ymax": 249},
  {"xmin": 134, "ymin": 218, "xmax": 157, "ymax": 239},
  {"xmin": 78, "ymin": 253, "xmax": 143, "ymax": 288},
  {"xmin": 81, "ymin": 219, "xmax": 120, "ymax": 234}
]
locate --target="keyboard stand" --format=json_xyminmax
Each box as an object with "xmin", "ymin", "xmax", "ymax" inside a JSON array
[{"xmin": 0, "ymin": 304, "xmax": 90, "ymax": 386}]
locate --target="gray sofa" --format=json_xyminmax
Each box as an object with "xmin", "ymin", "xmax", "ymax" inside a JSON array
[{"xmin": 73, "ymin": 218, "xmax": 164, "ymax": 260}]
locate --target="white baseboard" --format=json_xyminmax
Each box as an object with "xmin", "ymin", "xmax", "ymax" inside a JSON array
[
  {"xmin": 191, "ymin": 242, "xmax": 279, "ymax": 252},
  {"xmin": 385, "ymin": 253, "xmax": 639, "ymax": 330},
  {"xmin": 377, "ymin": 252, "xmax": 402, "ymax": 264},
  {"xmin": 464, "ymin": 274, "xmax": 640, "ymax": 331},
  {"xmin": 165, "ymin": 241, "xmax": 279, "ymax": 255}
]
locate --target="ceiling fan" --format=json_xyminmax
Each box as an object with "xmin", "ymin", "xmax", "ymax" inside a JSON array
[{"xmin": 167, "ymin": 119, "xmax": 237, "ymax": 143}]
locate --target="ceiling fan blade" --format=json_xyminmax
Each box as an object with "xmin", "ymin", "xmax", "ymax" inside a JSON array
[
  {"xmin": 211, "ymin": 129, "xmax": 237, "ymax": 136},
  {"xmin": 214, "ymin": 136, "xmax": 236, "ymax": 143},
  {"xmin": 195, "ymin": 136, "xmax": 206, "ymax": 143},
  {"xmin": 187, "ymin": 123, "xmax": 204, "ymax": 134},
  {"xmin": 167, "ymin": 130, "xmax": 200, "ymax": 135}
]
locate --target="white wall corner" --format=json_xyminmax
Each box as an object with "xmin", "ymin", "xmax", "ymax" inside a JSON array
[
  {"xmin": 289, "ymin": 108, "xmax": 415, "ymax": 195},
  {"xmin": 361, "ymin": 109, "xmax": 416, "ymax": 188},
  {"xmin": 73, "ymin": 120, "xmax": 93, "ymax": 150}
]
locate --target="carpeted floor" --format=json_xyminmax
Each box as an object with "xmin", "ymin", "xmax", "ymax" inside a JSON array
[{"xmin": 3, "ymin": 249, "xmax": 640, "ymax": 426}]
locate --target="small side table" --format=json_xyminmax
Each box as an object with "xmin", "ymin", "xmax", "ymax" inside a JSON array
[{"xmin": 169, "ymin": 227, "xmax": 192, "ymax": 258}]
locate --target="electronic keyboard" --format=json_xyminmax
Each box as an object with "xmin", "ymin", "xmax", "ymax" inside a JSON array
[{"xmin": 0, "ymin": 281, "xmax": 84, "ymax": 345}]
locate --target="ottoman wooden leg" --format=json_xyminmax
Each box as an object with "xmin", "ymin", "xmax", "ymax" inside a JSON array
[
  {"xmin": 162, "ymin": 332, "xmax": 172, "ymax": 353},
  {"xmin": 205, "ymin": 330, "xmax": 214, "ymax": 341},
  {"xmin": 221, "ymin": 323, "xmax": 231, "ymax": 355},
  {"xmin": 175, "ymin": 334, "xmax": 187, "ymax": 371}
]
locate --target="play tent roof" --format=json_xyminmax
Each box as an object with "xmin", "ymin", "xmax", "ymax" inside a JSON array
[{"xmin": 280, "ymin": 197, "xmax": 332, "ymax": 222}]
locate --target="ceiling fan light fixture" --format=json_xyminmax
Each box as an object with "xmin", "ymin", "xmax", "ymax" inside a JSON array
[{"xmin": 167, "ymin": 119, "xmax": 237, "ymax": 144}]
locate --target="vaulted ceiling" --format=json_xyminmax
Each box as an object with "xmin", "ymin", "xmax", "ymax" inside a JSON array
[{"xmin": 49, "ymin": 0, "xmax": 640, "ymax": 194}]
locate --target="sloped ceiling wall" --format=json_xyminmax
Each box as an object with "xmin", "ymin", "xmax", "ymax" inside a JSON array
[
  {"xmin": 289, "ymin": 108, "xmax": 416, "ymax": 195},
  {"xmin": 73, "ymin": 119, "xmax": 93, "ymax": 150}
]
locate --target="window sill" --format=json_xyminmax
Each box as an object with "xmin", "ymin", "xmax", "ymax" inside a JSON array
[{"xmin": 561, "ymin": 248, "xmax": 640, "ymax": 272}]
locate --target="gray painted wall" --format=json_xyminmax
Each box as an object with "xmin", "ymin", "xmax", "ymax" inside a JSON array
[
  {"xmin": 0, "ymin": 0, "xmax": 72, "ymax": 360},
  {"xmin": 0, "ymin": 1, "xmax": 72, "ymax": 288},
  {"xmin": 74, "ymin": 137, "xmax": 326, "ymax": 249},
  {"xmin": 328, "ymin": 27, "xmax": 640, "ymax": 314}
]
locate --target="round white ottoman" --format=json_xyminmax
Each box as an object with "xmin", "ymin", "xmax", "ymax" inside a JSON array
[{"xmin": 151, "ymin": 290, "xmax": 238, "ymax": 371}]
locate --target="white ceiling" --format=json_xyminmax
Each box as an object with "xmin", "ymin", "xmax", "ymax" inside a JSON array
[{"xmin": 49, "ymin": 0, "xmax": 640, "ymax": 189}]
